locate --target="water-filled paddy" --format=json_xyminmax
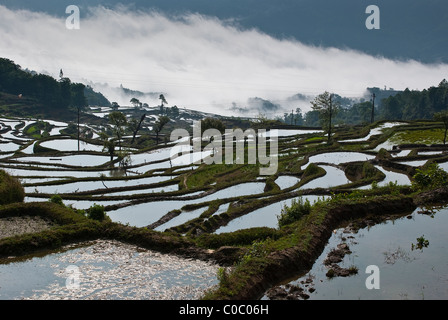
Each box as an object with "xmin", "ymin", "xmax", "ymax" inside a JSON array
[
  {"xmin": 40, "ymin": 139, "xmax": 105, "ymax": 152},
  {"xmin": 275, "ymin": 175, "xmax": 300, "ymax": 190},
  {"xmin": 0, "ymin": 240, "xmax": 219, "ymax": 300},
  {"xmin": 268, "ymin": 206, "xmax": 448, "ymax": 300},
  {"xmin": 108, "ymin": 182, "xmax": 266, "ymax": 227},
  {"xmin": 302, "ymin": 165, "xmax": 349, "ymax": 189},
  {"xmin": 24, "ymin": 175, "xmax": 174, "ymax": 195},
  {"xmin": 12, "ymin": 154, "xmax": 112, "ymax": 167},
  {"xmin": 215, "ymin": 195, "xmax": 328, "ymax": 234},
  {"xmin": 308, "ymin": 152, "xmax": 375, "ymax": 165},
  {"xmin": 342, "ymin": 122, "xmax": 405, "ymax": 143}
]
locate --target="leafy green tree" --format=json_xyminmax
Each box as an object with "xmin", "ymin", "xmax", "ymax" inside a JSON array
[
  {"xmin": 111, "ymin": 102, "xmax": 120, "ymax": 110},
  {"xmin": 311, "ymin": 91, "xmax": 340, "ymax": 143},
  {"xmin": 130, "ymin": 97, "xmax": 141, "ymax": 108}
]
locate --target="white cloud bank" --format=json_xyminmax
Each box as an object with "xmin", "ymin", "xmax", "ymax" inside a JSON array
[{"xmin": 1, "ymin": 5, "xmax": 447, "ymax": 117}]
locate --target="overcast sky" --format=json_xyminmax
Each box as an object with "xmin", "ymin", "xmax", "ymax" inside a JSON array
[{"xmin": 1, "ymin": 4, "xmax": 448, "ymax": 116}]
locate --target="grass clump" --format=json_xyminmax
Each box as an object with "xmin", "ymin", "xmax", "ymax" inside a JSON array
[
  {"xmin": 87, "ymin": 204, "xmax": 106, "ymax": 221},
  {"xmin": 277, "ymin": 197, "xmax": 312, "ymax": 227},
  {"xmin": 0, "ymin": 169, "xmax": 25, "ymax": 205}
]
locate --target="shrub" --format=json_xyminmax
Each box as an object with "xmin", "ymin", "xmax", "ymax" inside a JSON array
[
  {"xmin": 412, "ymin": 163, "xmax": 448, "ymax": 191},
  {"xmin": 88, "ymin": 204, "xmax": 106, "ymax": 221},
  {"xmin": 0, "ymin": 169, "xmax": 25, "ymax": 205},
  {"xmin": 49, "ymin": 194, "xmax": 64, "ymax": 206},
  {"xmin": 277, "ymin": 197, "xmax": 312, "ymax": 227}
]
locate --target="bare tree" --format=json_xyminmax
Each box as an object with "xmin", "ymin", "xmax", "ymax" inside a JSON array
[
  {"xmin": 311, "ymin": 91, "xmax": 340, "ymax": 143},
  {"xmin": 154, "ymin": 115, "xmax": 170, "ymax": 145}
]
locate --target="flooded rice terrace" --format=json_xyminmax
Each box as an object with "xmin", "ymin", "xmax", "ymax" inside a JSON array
[
  {"xmin": 1, "ymin": 116, "xmax": 448, "ymax": 299},
  {"xmin": 0, "ymin": 240, "xmax": 219, "ymax": 300},
  {"xmin": 264, "ymin": 206, "xmax": 448, "ymax": 300}
]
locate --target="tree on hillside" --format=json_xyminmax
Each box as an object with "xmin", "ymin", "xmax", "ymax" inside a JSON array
[
  {"xmin": 154, "ymin": 115, "xmax": 170, "ymax": 145},
  {"xmin": 108, "ymin": 111, "xmax": 127, "ymax": 151},
  {"xmin": 159, "ymin": 94, "xmax": 168, "ymax": 114},
  {"xmin": 99, "ymin": 131, "xmax": 116, "ymax": 162},
  {"xmin": 71, "ymin": 82, "xmax": 87, "ymax": 151},
  {"xmin": 111, "ymin": 102, "xmax": 120, "ymax": 110},
  {"xmin": 434, "ymin": 110, "xmax": 448, "ymax": 145},
  {"xmin": 311, "ymin": 91, "xmax": 340, "ymax": 143},
  {"xmin": 130, "ymin": 97, "xmax": 142, "ymax": 108},
  {"xmin": 200, "ymin": 117, "xmax": 226, "ymax": 143},
  {"xmin": 128, "ymin": 113, "xmax": 146, "ymax": 144}
]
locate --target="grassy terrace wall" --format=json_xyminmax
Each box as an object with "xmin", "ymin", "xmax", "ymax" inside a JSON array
[{"xmin": 0, "ymin": 201, "xmax": 199, "ymax": 258}]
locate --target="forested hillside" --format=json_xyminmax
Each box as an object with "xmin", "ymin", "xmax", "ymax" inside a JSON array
[
  {"xmin": 282, "ymin": 81, "xmax": 448, "ymax": 127},
  {"xmin": 379, "ymin": 80, "xmax": 448, "ymax": 121},
  {"xmin": 0, "ymin": 58, "xmax": 110, "ymax": 117}
]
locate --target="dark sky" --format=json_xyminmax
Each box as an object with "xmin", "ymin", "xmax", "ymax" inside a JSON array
[{"xmin": 1, "ymin": 0, "xmax": 447, "ymax": 63}]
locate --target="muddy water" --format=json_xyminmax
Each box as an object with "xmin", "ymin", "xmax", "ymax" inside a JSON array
[
  {"xmin": 0, "ymin": 240, "xmax": 219, "ymax": 300},
  {"xmin": 265, "ymin": 206, "xmax": 448, "ymax": 300}
]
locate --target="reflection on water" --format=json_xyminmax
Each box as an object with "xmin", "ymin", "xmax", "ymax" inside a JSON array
[
  {"xmin": 108, "ymin": 182, "xmax": 266, "ymax": 227},
  {"xmin": 302, "ymin": 165, "xmax": 349, "ymax": 189},
  {"xmin": 25, "ymin": 175, "xmax": 173, "ymax": 195},
  {"xmin": 308, "ymin": 152, "xmax": 375, "ymax": 165},
  {"xmin": 40, "ymin": 139, "xmax": 104, "ymax": 152},
  {"xmin": 268, "ymin": 207, "xmax": 448, "ymax": 300},
  {"xmin": 275, "ymin": 175, "xmax": 300, "ymax": 190},
  {"xmin": 0, "ymin": 240, "xmax": 219, "ymax": 300},
  {"xmin": 215, "ymin": 195, "xmax": 328, "ymax": 234},
  {"xmin": 12, "ymin": 154, "xmax": 111, "ymax": 167}
]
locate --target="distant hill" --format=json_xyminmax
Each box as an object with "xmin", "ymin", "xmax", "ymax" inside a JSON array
[{"xmin": 84, "ymin": 85, "xmax": 111, "ymax": 107}]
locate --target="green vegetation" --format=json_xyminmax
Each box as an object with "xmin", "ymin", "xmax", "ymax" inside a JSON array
[
  {"xmin": 412, "ymin": 235, "xmax": 429, "ymax": 251},
  {"xmin": 23, "ymin": 121, "xmax": 53, "ymax": 139},
  {"xmin": 87, "ymin": 204, "xmax": 106, "ymax": 221},
  {"xmin": 0, "ymin": 58, "xmax": 87, "ymax": 112},
  {"xmin": 389, "ymin": 128, "xmax": 445, "ymax": 145},
  {"xmin": 2, "ymin": 56, "xmax": 448, "ymax": 300},
  {"xmin": 412, "ymin": 163, "xmax": 448, "ymax": 191},
  {"xmin": 277, "ymin": 197, "xmax": 312, "ymax": 227},
  {"xmin": 0, "ymin": 170, "xmax": 25, "ymax": 205}
]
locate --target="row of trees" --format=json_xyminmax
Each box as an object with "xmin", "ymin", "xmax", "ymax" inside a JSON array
[
  {"xmin": 126, "ymin": 95, "xmax": 180, "ymax": 119},
  {"xmin": 306, "ymin": 89, "xmax": 448, "ymax": 145},
  {"xmin": 103, "ymin": 111, "xmax": 170, "ymax": 155},
  {"xmin": 379, "ymin": 80, "xmax": 448, "ymax": 121},
  {"xmin": 278, "ymin": 80, "xmax": 448, "ymax": 129}
]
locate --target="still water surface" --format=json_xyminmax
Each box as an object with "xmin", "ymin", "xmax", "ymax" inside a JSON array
[{"xmin": 270, "ymin": 206, "xmax": 448, "ymax": 300}]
